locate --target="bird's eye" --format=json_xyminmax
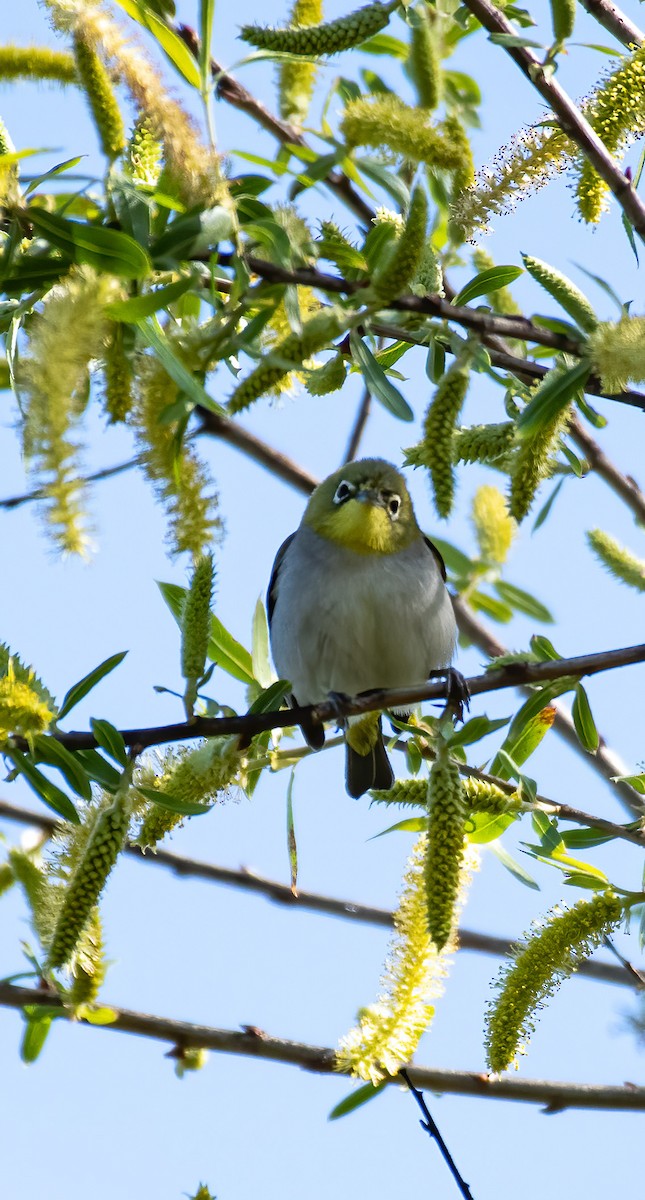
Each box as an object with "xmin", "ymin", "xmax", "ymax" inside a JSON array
[
  {"xmin": 334, "ymin": 480, "xmax": 354, "ymax": 504},
  {"xmin": 388, "ymin": 495, "xmax": 401, "ymax": 519}
]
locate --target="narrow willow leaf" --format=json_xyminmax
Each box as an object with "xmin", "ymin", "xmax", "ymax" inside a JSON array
[
  {"xmin": 112, "ymin": 0, "xmax": 202, "ymax": 88},
  {"xmin": 33, "ymin": 736, "xmax": 92, "ymax": 802},
  {"xmin": 6, "ymin": 751, "xmax": 80, "ymax": 824},
  {"xmin": 572, "ymin": 684, "xmax": 599, "ymax": 752},
  {"xmin": 489, "ymin": 840, "xmax": 540, "ymax": 889},
  {"xmin": 74, "ymin": 750, "xmax": 122, "ymax": 791},
  {"xmin": 27, "ymin": 208, "xmax": 150, "ymax": 278},
  {"xmin": 90, "ymin": 719, "xmax": 128, "ymax": 767},
  {"xmin": 135, "ymin": 785, "xmax": 212, "ymax": 816},
  {"xmin": 21, "ymin": 1010, "xmax": 54, "ymax": 1063},
  {"xmin": 57, "ymin": 652, "xmax": 128, "ymax": 720},
  {"xmin": 350, "ymin": 333, "xmax": 414, "ymax": 421},
  {"xmin": 199, "ymin": 0, "xmax": 215, "ymax": 91},
  {"xmin": 452, "ymin": 265, "xmax": 523, "ymax": 307},
  {"xmin": 25, "ymin": 156, "xmax": 84, "ymax": 197},
  {"xmin": 106, "ymin": 278, "xmax": 193, "ymax": 321},
  {"xmin": 562, "ymin": 823, "xmax": 641, "ymax": 849},
  {"xmin": 252, "ymin": 597, "xmax": 273, "ymax": 688},
  {"xmin": 611, "ymin": 773, "xmax": 645, "ymax": 794},
  {"xmin": 370, "ymin": 817, "xmax": 427, "ymax": 838},
  {"xmin": 448, "ymin": 715, "xmax": 510, "ymax": 747},
  {"xmin": 533, "ymin": 478, "xmax": 564, "ymax": 531},
  {"xmin": 286, "ymin": 770, "xmax": 297, "ymax": 894},
  {"xmin": 329, "ymin": 1080, "xmax": 388, "ymax": 1120},
  {"xmin": 517, "ymin": 359, "xmax": 591, "ymax": 438},
  {"xmin": 247, "ymin": 680, "xmax": 292, "ymax": 715},
  {"xmin": 158, "ymin": 582, "xmax": 254, "ymax": 683},
  {"xmin": 427, "ymin": 537, "xmax": 472, "ymax": 577},
  {"xmin": 530, "ymin": 635, "xmax": 561, "ymax": 661},
  {"xmin": 467, "ymin": 811, "xmax": 516, "ymax": 844},
  {"xmin": 494, "ymin": 581, "xmax": 553, "ymax": 623},
  {"xmin": 137, "ymin": 317, "xmax": 226, "ymax": 416}
]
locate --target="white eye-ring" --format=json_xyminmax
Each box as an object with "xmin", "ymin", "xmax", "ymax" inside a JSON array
[
  {"xmin": 388, "ymin": 494, "xmax": 401, "ymax": 519},
  {"xmin": 334, "ymin": 480, "xmax": 354, "ymax": 504}
]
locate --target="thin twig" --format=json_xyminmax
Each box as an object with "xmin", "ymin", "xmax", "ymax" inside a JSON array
[
  {"xmin": 0, "ymin": 457, "xmax": 139, "ymax": 511},
  {"xmin": 29, "ymin": 641, "xmax": 645, "ymax": 752},
  {"xmin": 400, "ymin": 1069, "xmax": 475, "ymax": 1200},
  {"xmin": 195, "ymin": 411, "xmax": 318, "ymax": 493},
  {"xmin": 578, "ymin": 0, "xmax": 643, "ymax": 48},
  {"xmin": 569, "ymin": 416, "xmax": 645, "ymax": 525},
  {"xmin": 343, "ymin": 386, "xmax": 372, "ymax": 463},
  {"xmin": 0, "ymin": 982, "xmax": 644, "ymax": 1108},
  {"xmin": 461, "ymin": 0, "xmax": 645, "ymax": 241},
  {"xmin": 0, "ymin": 797, "xmax": 639, "ymax": 986}
]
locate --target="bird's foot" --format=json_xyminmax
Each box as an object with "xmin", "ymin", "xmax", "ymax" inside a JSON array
[
  {"xmin": 327, "ymin": 690, "xmax": 353, "ymax": 728},
  {"xmin": 428, "ymin": 668, "xmax": 470, "ymax": 723}
]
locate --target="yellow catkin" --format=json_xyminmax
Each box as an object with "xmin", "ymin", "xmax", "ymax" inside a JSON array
[
  {"xmin": 471, "ymin": 485, "xmax": 516, "ymax": 565},
  {"xmin": 372, "ymin": 186, "xmax": 428, "ymax": 303},
  {"xmin": 0, "ymin": 861, "xmax": 14, "ymax": 897},
  {"xmin": 0, "ymin": 115, "xmax": 20, "ymax": 206},
  {"xmin": 587, "ymin": 529, "xmax": 645, "ymax": 592},
  {"xmin": 521, "ymin": 254, "xmax": 596, "ymax": 333},
  {"xmin": 73, "ymin": 32, "xmax": 125, "ymax": 160},
  {"xmin": 425, "ymin": 743, "xmax": 469, "ymax": 950},
  {"xmin": 47, "ymin": 781, "xmax": 133, "ymax": 970},
  {"xmin": 419, "ymin": 363, "xmax": 470, "ymax": 518},
  {"xmin": 0, "ymin": 45, "xmax": 76, "ymax": 84},
  {"xmin": 588, "ymin": 316, "xmax": 645, "ymax": 392},
  {"xmin": 0, "ymin": 661, "xmax": 54, "ymax": 746},
  {"xmin": 133, "ymin": 354, "xmax": 221, "ymax": 558},
  {"xmin": 45, "ymin": 0, "xmax": 227, "ymax": 209},
  {"xmin": 241, "ymin": 2, "xmax": 395, "ymax": 56},
  {"xmin": 575, "ymin": 44, "xmax": 645, "ymax": 223},
  {"xmin": 18, "ymin": 265, "xmax": 122, "ymax": 556},
  {"xmin": 134, "ymin": 739, "xmax": 243, "ymax": 850},
  {"xmin": 509, "ymin": 399, "xmax": 572, "ymax": 522},
  {"xmin": 68, "ymin": 906, "xmax": 106, "ymax": 1010},
  {"xmin": 486, "ymin": 893, "xmax": 623, "ymax": 1072},
  {"xmin": 407, "ymin": 3, "xmax": 441, "ymax": 111},
  {"xmin": 278, "ymin": 0, "xmax": 323, "ymax": 126},
  {"xmin": 126, "ymin": 115, "xmax": 162, "ymax": 187},
  {"xmin": 9, "ymin": 848, "xmax": 59, "ymax": 947},
  {"xmin": 342, "ymin": 96, "xmax": 474, "ymax": 187},
  {"xmin": 229, "ymin": 309, "xmax": 343, "ymax": 413},
  {"xmin": 102, "ymin": 323, "xmax": 133, "ymax": 423},
  {"xmin": 336, "ymin": 835, "xmax": 478, "ymax": 1082},
  {"xmin": 181, "ymin": 553, "xmax": 215, "ymax": 717},
  {"xmin": 451, "ymin": 421, "xmax": 516, "ymax": 464}
]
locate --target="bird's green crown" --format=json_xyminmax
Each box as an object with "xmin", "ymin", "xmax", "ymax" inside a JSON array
[{"xmin": 304, "ymin": 459, "xmax": 419, "ymax": 554}]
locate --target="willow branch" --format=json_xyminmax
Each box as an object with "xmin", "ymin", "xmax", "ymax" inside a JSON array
[
  {"xmin": 0, "ymin": 797, "xmax": 640, "ymax": 985},
  {"xmin": 461, "ymin": 0, "xmax": 645, "ymax": 241},
  {"xmin": 0, "ymin": 983, "xmax": 643, "ymax": 1109},
  {"xmin": 578, "ymin": 0, "xmax": 643, "ymax": 48},
  {"xmin": 568, "ymin": 416, "xmax": 645, "ymax": 525},
  {"xmin": 0, "ymin": 457, "xmax": 139, "ymax": 511},
  {"xmin": 194, "ymin": 411, "xmax": 318, "ymax": 493},
  {"xmin": 343, "ymin": 385, "xmax": 372, "ymax": 463},
  {"xmin": 32, "ymin": 642, "xmax": 645, "ymax": 752}
]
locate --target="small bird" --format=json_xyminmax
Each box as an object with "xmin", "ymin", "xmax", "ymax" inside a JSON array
[{"xmin": 267, "ymin": 459, "xmax": 463, "ymax": 798}]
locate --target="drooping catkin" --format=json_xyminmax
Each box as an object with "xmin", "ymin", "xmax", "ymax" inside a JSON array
[
  {"xmin": 102, "ymin": 323, "xmax": 133, "ymax": 424},
  {"xmin": 241, "ymin": 2, "xmax": 395, "ymax": 56},
  {"xmin": 9, "ymin": 848, "xmax": 59, "ymax": 947},
  {"xmin": 278, "ymin": 0, "xmax": 323, "ymax": 126},
  {"xmin": 372, "ymin": 186, "xmax": 428, "ymax": 303},
  {"xmin": 336, "ymin": 834, "xmax": 478, "ymax": 1082},
  {"xmin": 587, "ymin": 529, "xmax": 645, "ymax": 592},
  {"xmin": 574, "ymin": 43, "xmax": 645, "ymax": 223},
  {"xmin": 588, "ymin": 316, "xmax": 645, "ymax": 392},
  {"xmin": 522, "ymin": 254, "xmax": 596, "ymax": 333},
  {"xmin": 47, "ymin": 779, "xmax": 133, "ymax": 970},
  {"xmin": 508, "ymin": 400, "xmax": 572, "ymax": 522},
  {"xmin": 181, "ymin": 553, "xmax": 215, "ymax": 718},
  {"xmin": 228, "ymin": 309, "xmax": 343, "ymax": 413},
  {"xmin": 68, "ymin": 906, "xmax": 106, "ymax": 1010},
  {"xmin": 486, "ymin": 893, "xmax": 623, "ymax": 1072},
  {"xmin": 549, "ymin": 0, "xmax": 575, "ymax": 41},
  {"xmin": 0, "ymin": 45, "xmax": 76, "ymax": 84},
  {"xmin": 425, "ymin": 741, "xmax": 469, "ymax": 950},
  {"xmin": 341, "ymin": 96, "xmax": 474, "ymax": 187},
  {"xmin": 472, "ymin": 485, "xmax": 516, "ymax": 565},
  {"xmin": 419, "ymin": 362, "xmax": 470, "ymax": 518},
  {"xmin": 134, "ymin": 738, "xmax": 243, "ymax": 850},
  {"xmin": 451, "ymin": 421, "xmax": 516, "ymax": 465},
  {"xmin": 407, "ymin": 3, "xmax": 440, "ymax": 111},
  {"xmin": 126, "ymin": 115, "xmax": 162, "ymax": 187},
  {"xmin": 73, "ymin": 32, "xmax": 125, "ymax": 160}
]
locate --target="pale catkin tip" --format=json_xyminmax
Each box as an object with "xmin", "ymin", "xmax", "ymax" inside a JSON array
[
  {"xmin": 471, "ymin": 485, "xmax": 515, "ymax": 565},
  {"xmin": 587, "ymin": 529, "xmax": 645, "ymax": 592}
]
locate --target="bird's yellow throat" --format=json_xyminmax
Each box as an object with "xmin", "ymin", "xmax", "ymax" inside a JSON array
[{"xmin": 312, "ymin": 499, "xmax": 395, "ymax": 555}]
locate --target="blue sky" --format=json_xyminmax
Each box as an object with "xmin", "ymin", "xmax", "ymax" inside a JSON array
[{"xmin": 1, "ymin": 3, "xmax": 645, "ymax": 1199}]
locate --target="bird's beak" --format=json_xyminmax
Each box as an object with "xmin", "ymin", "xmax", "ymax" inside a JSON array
[{"xmin": 355, "ymin": 487, "xmax": 383, "ymax": 508}]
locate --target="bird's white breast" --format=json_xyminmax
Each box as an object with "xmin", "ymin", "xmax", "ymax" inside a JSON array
[{"xmin": 270, "ymin": 526, "xmax": 456, "ymax": 705}]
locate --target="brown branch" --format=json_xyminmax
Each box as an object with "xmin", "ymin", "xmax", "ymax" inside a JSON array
[
  {"xmin": 195, "ymin": 411, "xmax": 317, "ymax": 493},
  {"xmin": 569, "ymin": 416, "xmax": 645, "ymax": 525},
  {"xmin": 0, "ymin": 982, "xmax": 643, "ymax": 1109},
  {"xmin": 36, "ymin": 641, "xmax": 645, "ymax": 752},
  {"xmin": 578, "ymin": 0, "xmax": 643, "ymax": 48},
  {"xmin": 343, "ymin": 385, "xmax": 372, "ymax": 463},
  {"xmin": 461, "ymin": 0, "xmax": 645, "ymax": 241},
  {"xmin": 0, "ymin": 797, "xmax": 639, "ymax": 986},
  {"xmin": 0, "ymin": 457, "xmax": 139, "ymax": 511}
]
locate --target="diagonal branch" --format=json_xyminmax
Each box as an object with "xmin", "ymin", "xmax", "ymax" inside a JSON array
[
  {"xmin": 0, "ymin": 982, "xmax": 644, "ymax": 1109},
  {"xmin": 578, "ymin": 0, "xmax": 643, "ymax": 48},
  {"xmin": 460, "ymin": 0, "xmax": 645, "ymax": 241}
]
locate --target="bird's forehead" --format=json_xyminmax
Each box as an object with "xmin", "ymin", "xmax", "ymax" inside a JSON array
[{"xmin": 344, "ymin": 467, "xmax": 402, "ymax": 492}]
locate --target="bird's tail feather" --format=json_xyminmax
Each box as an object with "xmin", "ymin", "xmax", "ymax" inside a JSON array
[{"xmin": 345, "ymin": 723, "xmax": 394, "ymax": 799}]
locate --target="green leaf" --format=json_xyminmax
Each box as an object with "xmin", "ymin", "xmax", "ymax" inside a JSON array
[
  {"xmin": 489, "ymin": 840, "xmax": 540, "ymax": 889},
  {"xmin": 562, "ymin": 873, "xmax": 607, "ymax": 890},
  {"xmin": 611, "ymin": 773, "xmax": 645, "ymax": 794},
  {"xmin": 572, "ymin": 684, "xmax": 599, "ymax": 753},
  {"xmin": 532, "ymin": 478, "xmax": 564, "ymax": 532},
  {"xmin": 247, "ymin": 679, "xmax": 292, "ymax": 715},
  {"xmin": 158, "ymin": 582, "xmax": 254, "ymax": 683},
  {"xmin": 493, "ymin": 581, "xmax": 553, "ymax": 623},
  {"xmin": 452, "ymin": 265, "xmax": 523, "ymax": 307},
  {"xmin": 27, "ymin": 208, "xmax": 151, "ymax": 278},
  {"xmin": 81, "ymin": 1005, "xmax": 118, "ymax": 1025},
  {"xmin": 106, "ymin": 277, "xmax": 194, "ymax": 321},
  {"xmin": 21, "ymin": 1010, "xmax": 54, "ymax": 1063},
  {"xmin": 24, "ymin": 156, "xmax": 84, "ymax": 197},
  {"xmin": 286, "ymin": 769, "xmax": 297, "ymax": 893},
  {"xmin": 136, "ymin": 316, "xmax": 226, "ymax": 416},
  {"xmin": 489, "ymin": 32, "xmax": 544, "ymax": 47},
  {"xmin": 33, "ymin": 736, "xmax": 92, "ymax": 802},
  {"xmin": 6, "ymin": 751, "xmax": 80, "ymax": 824},
  {"xmin": 562, "ymin": 823, "xmax": 641, "ymax": 849},
  {"xmin": 74, "ymin": 750, "xmax": 123, "ymax": 791},
  {"xmin": 112, "ymin": 0, "xmax": 202, "ymax": 88},
  {"xmin": 522, "ymin": 845, "xmax": 608, "ymax": 883},
  {"xmin": 517, "ymin": 359, "xmax": 591, "ymax": 437},
  {"xmin": 90, "ymin": 719, "xmax": 129, "ymax": 767},
  {"xmin": 359, "ymin": 33, "xmax": 408, "ymax": 58},
  {"xmin": 448, "ymin": 715, "xmax": 509, "ymax": 747},
  {"xmin": 426, "ymin": 337, "xmax": 446, "ymax": 384},
  {"xmin": 135, "ymin": 785, "xmax": 212, "ymax": 816},
  {"xmin": 468, "ymin": 590, "xmax": 513, "ymax": 623},
  {"xmin": 530, "ymin": 634, "xmax": 561, "ymax": 661},
  {"xmin": 350, "ymin": 333, "xmax": 414, "ymax": 421},
  {"xmin": 427, "ymin": 537, "xmax": 473, "ymax": 577},
  {"xmin": 329, "ymin": 1080, "xmax": 388, "ymax": 1120},
  {"xmin": 252, "ymin": 596, "xmax": 273, "ymax": 688},
  {"xmin": 370, "ymin": 817, "xmax": 427, "ymax": 839},
  {"xmin": 199, "ymin": 0, "xmax": 215, "ymax": 90},
  {"xmin": 467, "ymin": 810, "xmax": 516, "ymax": 844},
  {"xmin": 57, "ymin": 652, "xmax": 128, "ymax": 720}
]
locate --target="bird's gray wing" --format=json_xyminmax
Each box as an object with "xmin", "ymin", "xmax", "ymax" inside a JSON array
[
  {"xmin": 423, "ymin": 534, "xmax": 447, "ymax": 582},
  {"xmin": 266, "ymin": 531, "xmax": 297, "ymax": 627}
]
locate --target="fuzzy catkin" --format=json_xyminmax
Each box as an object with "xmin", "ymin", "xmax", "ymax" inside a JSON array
[
  {"xmin": 372, "ymin": 187, "xmax": 428, "ymax": 303},
  {"xmin": 229, "ymin": 309, "xmax": 343, "ymax": 413},
  {"xmin": 103, "ymin": 323, "xmax": 133, "ymax": 423},
  {"xmin": 425, "ymin": 743, "xmax": 469, "ymax": 950},
  {"xmin": 522, "ymin": 254, "xmax": 596, "ymax": 333},
  {"xmin": 278, "ymin": 0, "xmax": 323, "ymax": 125},
  {"xmin": 587, "ymin": 529, "xmax": 645, "ymax": 592},
  {"xmin": 588, "ymin": 316, "xmax": 645, "ymax": 392},
  {"xmin": 47, "ymin": 785, "xmax": 132, "ymax": 970},
  {"xmin": 181, "ymin": 554, "xmax": 215, "ymax": 717},
  {"xmin": 508, "ymin": 400, "xmax": 572, "ymax": 523},
  {"xmin": 486, "ymin": 893, "xmax": 623, "ymax": 1072},
  {"xmin": 68, "ymin": 906, "xmax": 105, "ymax": 1010},
  {"xmin": 452, "ymin": 421, "xmax": 516, "ymax": 464},
  {"xmin": 241, "ymin": 2, "xmax": 394, "ymax": 56},
  {"xmin": 73, "ymin": 33, "xmax": 125, "ymax": 160},
  {"xmin": 305, "ymin": 352, "xmax": 347, "ymax": 395},
  {"xmin": 342, "ymin": 96, "xmax": 474, "ymax": 186},
  {"xmin": 407, "ymin": 4, "xmax": 440, "ymax": 111},
  {"xmin": 0, "ymin": 45, "xmax": 76, "ymax": 84},
  {"xmin": 420, "ymin": 363, "xmax": 470, "ymax": 518},
  {"xmin": 134, "ymin": 739, "xmax": 242, "ymax": 850},
  {"xmin": 472, "ymin": 485, "xmax": 515, "ymax": 565}
]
